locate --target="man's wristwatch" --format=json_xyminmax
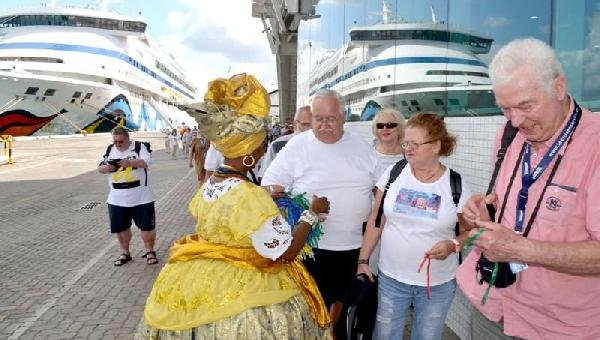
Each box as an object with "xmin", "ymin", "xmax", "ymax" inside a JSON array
[
  {"xmin": 451, "ymin": 239, "xmax": 461, "ymax": 253},
  {"xmin": 299, "ymin": 210, "xmax": 319, "ymax": 228}
]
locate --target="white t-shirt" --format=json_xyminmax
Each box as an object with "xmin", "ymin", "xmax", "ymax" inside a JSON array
[
  {"xmin": 104, "ymin": 142, "xmax": 155, "ymax": 207},
  {"xmin": 262, "ymin": 130, "xmax": 383, "ymax": 250},
  {"xmin": 376, "ymin": 164, "xmax": 471, "ymax": 286},
  {"xmin": 258, "ymin": 133, "xmax": 296, "ymax": 177},
  {"xmin": 375, "ymin": 150, "xmax": 404, "ymax": 169}
]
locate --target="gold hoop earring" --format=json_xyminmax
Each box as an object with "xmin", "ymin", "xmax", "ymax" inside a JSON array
[{"xmin": 242, "ymin": 155, "xmax": 256, "ymax": 167}]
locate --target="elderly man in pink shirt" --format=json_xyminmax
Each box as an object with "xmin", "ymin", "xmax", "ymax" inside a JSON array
[{"xmin": 457, "ymin": 38, "xmax": 600, "ymax": 340}]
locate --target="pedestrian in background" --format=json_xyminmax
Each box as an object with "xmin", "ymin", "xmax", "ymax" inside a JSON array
[{"xmin": 98, "ymin": 126, "xmax": 158, "ymax": 266}]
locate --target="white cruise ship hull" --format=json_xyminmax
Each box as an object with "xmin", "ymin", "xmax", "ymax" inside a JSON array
[{"xmin": 0, "ymin": 8, "xmax": 198, "ymax": 136}]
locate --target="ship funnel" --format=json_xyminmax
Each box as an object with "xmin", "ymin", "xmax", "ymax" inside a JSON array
[
  {"xmin": 382, "ymin": 1, "xmax": 391, "ymax": 24},
  {"xmin": 99, "ymin": 0, "xmax": 108, "ymax": 11},
  {"xmin": 430, "ymin": 5, "xmax": 437, "ymax": 23}
]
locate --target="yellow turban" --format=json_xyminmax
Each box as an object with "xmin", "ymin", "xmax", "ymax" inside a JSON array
[{"xmin": 184, "ymin": 74, "xmax": 269, "ymax": 158}]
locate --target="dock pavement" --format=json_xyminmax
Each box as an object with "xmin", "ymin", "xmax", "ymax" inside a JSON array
[{"xmin": 0, "ymin": 132, "xmax": 459, "ymax": 339}]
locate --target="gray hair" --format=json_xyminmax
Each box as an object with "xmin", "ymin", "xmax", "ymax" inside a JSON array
[
  {"xmin": 489, "ymin": 38, "xmax": 564, "ymax": 95},
  {"xmin": 111, "ymin": 126, "xmax": 129, "ymax": 138},
  {"xmin": 312, "ymin": 89, "xmax": 345, "ymax": 117},
  {"xmin": 294, "ymin": 105, "xmax": 312, "ymax": 120}
]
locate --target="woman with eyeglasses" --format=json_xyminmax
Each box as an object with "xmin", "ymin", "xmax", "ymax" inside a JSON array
[{"xmin": 358, "ymin": 113, "xmax": 471, "ymax": 340}]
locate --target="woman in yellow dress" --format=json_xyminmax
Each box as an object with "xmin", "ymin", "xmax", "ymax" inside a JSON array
[{"xmin": 136, "ymin": 74, "xmax": 332, "ymax": 339}]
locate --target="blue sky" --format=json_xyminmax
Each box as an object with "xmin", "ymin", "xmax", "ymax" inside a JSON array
[{"xmin": 0, "ymin": 0, "xmax": 278, "ymax": 96}]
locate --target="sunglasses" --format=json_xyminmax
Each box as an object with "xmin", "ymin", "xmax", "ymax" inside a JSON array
[{"xmin": 376, "ymin": 122, "xmax": 399, "ymax": 129}]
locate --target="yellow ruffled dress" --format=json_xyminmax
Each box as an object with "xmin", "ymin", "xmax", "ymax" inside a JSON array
[{"xmin": 136, "ymin": 181, "xmax": 331, "ymax": 339}]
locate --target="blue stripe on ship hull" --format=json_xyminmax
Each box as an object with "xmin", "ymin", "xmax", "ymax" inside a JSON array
[
  {"xmin": 310, "ymin": 56, "xmax": 487, "ymax": 96},
  {"xmin": 0, "ymin": 42, "xmax": 194, "ymax": 100}
]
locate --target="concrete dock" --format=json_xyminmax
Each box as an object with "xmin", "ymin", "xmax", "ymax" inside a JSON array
[{"xmin": 0, "ymin": 133, "xmax": 459, "ymax": 339}]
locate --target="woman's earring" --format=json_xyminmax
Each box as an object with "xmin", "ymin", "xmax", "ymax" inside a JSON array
[{"xmin": 242, "ymin": 155, "xmax": 256, "ymax": 167}]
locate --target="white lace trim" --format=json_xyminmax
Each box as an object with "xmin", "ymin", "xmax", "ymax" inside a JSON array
[
  {"xmin": 251, "ymin": 214, "xmax": 293, "ymax": 260},
  {"xmin": 202, "ymin": 177, "xmax": 244, "ymax": 202}
]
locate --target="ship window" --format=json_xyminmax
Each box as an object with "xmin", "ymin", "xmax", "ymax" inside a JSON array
[
  {"xmin": 401, "ymin": 100, "xmax": 408, "ymax": 106},
  {"xmin": 410, "ymin": 100, "xmax": 419, "ymax": 106},
  {"xmin": 44, "ymin": 89, "xmax": 56, "ymax": 96},
  {"xmin": 70, "ymin": 98, "xmax": 76, "ymax": 103},
  {"xmin": 449, "ymin": 98, "xmax": 460, "ymax": 106},
  {"xmin": 85, "ymin": 93, "xmax": 93, "ymax": 99},
  {"xmin": 434, "ymin": 99, "xmax": 445, "ymax": 106},
  {"xmin": 72, "ymin": 91, "xmax": 82, "ymax": 98},
  {"xmin": 25, "ymin": 87, "xmax": 39, "ymax": 95}
]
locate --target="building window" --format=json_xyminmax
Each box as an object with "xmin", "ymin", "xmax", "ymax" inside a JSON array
[{"xmin": 25, "ymin": 87, "xmax": 39, "ymax": 95}]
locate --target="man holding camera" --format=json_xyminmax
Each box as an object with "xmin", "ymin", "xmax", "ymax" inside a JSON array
[
  {"xmin": 458, "ymin": 38, "xmax": 600, "ymax": 339},
  {"xmin": 98, "ymin": 127, "xmax": 157, "ymax": 266}
]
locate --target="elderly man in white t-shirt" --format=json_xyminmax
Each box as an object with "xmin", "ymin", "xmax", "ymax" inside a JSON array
[{"xmin": 262, "ymin": 89, "xmax": 383, "ymax": 325}]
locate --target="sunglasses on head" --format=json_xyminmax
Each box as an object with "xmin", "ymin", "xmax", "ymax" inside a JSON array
[{"xmin": 376, "ymin": 122, "xmax": 399, "ymax": 129}]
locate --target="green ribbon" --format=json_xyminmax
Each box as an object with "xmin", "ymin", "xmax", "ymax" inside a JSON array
[{"xmin": 462, "ymin": 228, "xmax": 497, "ymax": 305}]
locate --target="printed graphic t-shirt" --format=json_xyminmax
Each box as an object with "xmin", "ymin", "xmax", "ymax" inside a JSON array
[
  {"xmin": 104, "ymin": 142, "xmax": 155, "ymax": 207},
  {"xmin": 376, "ymin": 164, "xmax": 471, "ymax": 286}
]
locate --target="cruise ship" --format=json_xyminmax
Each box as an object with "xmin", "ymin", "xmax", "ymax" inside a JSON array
[
  {"xmin": 0, "ymin": 1, "xmax": 198, "ymax": 136},
  {"xmin": 303, "ymin": 3, "xmax": 496, "ymax": 120}
]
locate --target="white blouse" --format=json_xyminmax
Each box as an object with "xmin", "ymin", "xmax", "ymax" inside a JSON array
[{"xmin": 203, "ymin": 178, "xmax": 293, "ymax": 260}]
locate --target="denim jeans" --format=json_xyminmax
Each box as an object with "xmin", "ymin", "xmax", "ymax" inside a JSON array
[{"xmin": 373, "ymin": 272, "xmax": 456, "ymax": 340}]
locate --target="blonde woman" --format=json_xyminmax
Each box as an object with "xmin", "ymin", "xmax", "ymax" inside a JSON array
[
  {"xmin": 372, "ymin": 108, "xmax": 405, "ymax": 169},
  {"xmin": 369, "ymin": 108, "xmax": 406, "ymax": 272}
]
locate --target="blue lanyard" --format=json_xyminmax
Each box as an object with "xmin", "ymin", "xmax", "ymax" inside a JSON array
[{"xmin": 515, "ymin": 103, "xmax": 581, "ymax": 233}]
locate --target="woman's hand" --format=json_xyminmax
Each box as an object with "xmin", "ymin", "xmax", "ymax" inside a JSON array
[
  {"xmin": 425, "ymin": 240, "xmax": 455, "ymax": 260},
  {"xmin": 310, "ymin": 196, "xmax": 330, "ymax": 214},
  {"xmin": 357, "ymin": 263, "xmax": 376, "ymax": 282}
]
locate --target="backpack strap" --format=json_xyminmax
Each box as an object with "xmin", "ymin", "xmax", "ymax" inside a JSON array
[
  {"xmin": 103, "ymin": 144, "xmax": 114, "ymax": 159},
  {"xmin": 487, "ymin": 121, "xmax": 518, "ymax": 195},
  {"xmin": 133, "ymin": 141, "xmax": 148, "ymax": 186},
  {"xmin": 374, "ymin": 159, "xmax": 407, "ymax": 228},
  {"xmin": 486, "ymin": 121, "xmax": 518, "ymax": 221},
  {"xmin": 449, "ymin": 168, "xmax": 463, "ymax": 263},
  {"xmin": 134, "ymin": 140, "xmax": 142, "ymax": 156}
]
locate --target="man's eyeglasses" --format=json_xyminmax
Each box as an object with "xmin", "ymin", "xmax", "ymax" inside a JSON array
[
  {"xmin": 313, "ymin": 116, "xmax": 338, "ymax": 124},
  {"xmin": 376, "ymin": 122, "xmax": 399, "ymax": 129},
  {"xmin": 401, "ymin": 140, "xmax": 436, "ymax": 149}
]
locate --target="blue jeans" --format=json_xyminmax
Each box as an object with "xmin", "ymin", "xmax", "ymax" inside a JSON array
[{"xmin": 373, "ymin": 272, "xmax": 456, "ymax": 340}]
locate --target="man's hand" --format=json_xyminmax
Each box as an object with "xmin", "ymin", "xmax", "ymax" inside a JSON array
[
  {"xmin": 263, "ymin": 184, "xmax": 285, "ymax": 199},
  {"xmin": 98, "ymin": 162, "xmax": 117, "ymax": 174},
  {"xmin": 462, "ymin": 193, "xmax": 498, "ymax": 230},
  {"xmin": 118, "ymin": 159, "xmax": 132, "ymax": 168},
  {"xmin": 471, "ymin": 220, "xmax": 523, "ymax": 263}
]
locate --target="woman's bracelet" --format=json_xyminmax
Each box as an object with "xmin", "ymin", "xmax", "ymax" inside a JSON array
[{"xmin": 357, "ymin": 258, "xmax": 369, "ymax": 265}]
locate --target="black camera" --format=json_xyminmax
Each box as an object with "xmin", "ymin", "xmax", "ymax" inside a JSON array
[
  {"xmin": 476, "ymin": 254, "xmax": 516, "ymax": 288},
  {"xmin": 474, "ymin": 203, "xmax": 517, "ymax": 288},
  {"xmin": 107, "ymin": 158, "xmax": 122, "ymax": 167}
]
